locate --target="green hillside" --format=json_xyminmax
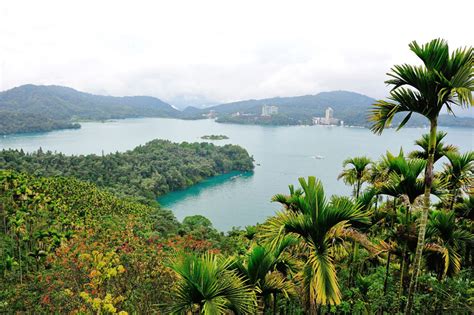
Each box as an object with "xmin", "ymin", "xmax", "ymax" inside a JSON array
[
  {"xmin": 0, "ymin": 85, "xmax": 180, "ymax": 135},
  {"xmin": 195, "ymin": 91, "xmax": 474, "ymax": 127}
]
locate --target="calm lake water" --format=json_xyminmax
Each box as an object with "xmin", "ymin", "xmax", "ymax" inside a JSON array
[{"xmin": 1, "ymin": 118, "xmax": 473, "ymax": 230}]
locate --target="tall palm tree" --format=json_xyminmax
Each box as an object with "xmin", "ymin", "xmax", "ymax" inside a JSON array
[
  {"xmin": 408, "ymin": 131, "xmax": 458, "ymax": 163},
  {"xmin": 169, "ymin": 253, "xmax": 257, "ymax": 314},
  {"xmin": 369, "ymin": 38, "xmax": 473, "ymax": 315},
  {"xmin": 338, "ymin": 156, "xmax": 372, "ymax": 198},
  {"xmin": 441, "ymin": 151, "xmax": 474, "ymax": 210},
  {"xmin": 265, "ymin": 177, "xmax": 369, "ymax": 311},
  {"xmin": 378, "ymin": 155, "xmax": 444, "ymax": 306}
]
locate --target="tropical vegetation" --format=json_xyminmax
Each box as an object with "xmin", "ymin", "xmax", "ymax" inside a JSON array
[
  {"xmin": 0, "ymin": 38, "xmax": 473, "ymax": 314},
  {"xmin": 0, "ymin": 140, "xmax": 254, "ymax": 205}
]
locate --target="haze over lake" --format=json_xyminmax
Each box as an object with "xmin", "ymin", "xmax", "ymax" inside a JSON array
[{"xmin": 1, "ymin": 118, "xmax": 472, "ymax": 230}]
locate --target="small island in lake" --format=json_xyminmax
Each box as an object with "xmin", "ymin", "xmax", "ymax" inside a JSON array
[{"xmin": 201, "ymin": 134, "xmax": 229, "ymax": 140}]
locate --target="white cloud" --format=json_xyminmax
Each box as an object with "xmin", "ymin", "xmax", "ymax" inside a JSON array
[{"xmin": 0, "ymin": 0, "xmax": 473, "ymax": 107}]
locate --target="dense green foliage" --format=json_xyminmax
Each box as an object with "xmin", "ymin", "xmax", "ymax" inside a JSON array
[
  {"xmin": 1, "ymin": 137, "xmax": 472, "ymax": 314},
  {"xmin": 0, "ymin": 39, "xmax": 473, "ymax": 314},
  {"xmin": 0, "ymin": 111, "xmax": 81, "ymax": 135},
  {"xmin": 0, "ymin": 84, "xmax": 180, "ymax": 135},
  {"xmin": 0, "ymin": 140, "xmax": 254, "ymax": 204},
  {"xmin": 0, "ymin": 170, "xmax": 248, "ymax": 313},
  {"xmin": 216, "ymin": 113, "xmax": 305, "ymax": 125}
]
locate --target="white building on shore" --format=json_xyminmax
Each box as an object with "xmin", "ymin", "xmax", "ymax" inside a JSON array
[
  {"xmin": 261, "ymin": 105, "xmax": 279, "ymax": 116},
  {"xmin": 312, "ymin": 107, "xmax": 341, "ymax": 125}
]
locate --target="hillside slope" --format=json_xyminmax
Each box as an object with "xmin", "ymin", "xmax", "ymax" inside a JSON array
[{"xmin": 0, "ymin": 85, "xmax": 180, "ymax": 134}]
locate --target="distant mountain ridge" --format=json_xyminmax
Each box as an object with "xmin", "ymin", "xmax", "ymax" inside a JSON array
[
  {"xmin": 193, "ymin": 91, "xmax": 473, "ymax": 128},
  {"xmin": 0, "ymin": 85, "xmax": 472, "ymax": 135},
  {"xmin": 0, "ymin": 84, "xmax": 180, "ymax": 134},
  {"xmin": 205, "ymin": 91, "xmax": 374, "ymax": 125}
]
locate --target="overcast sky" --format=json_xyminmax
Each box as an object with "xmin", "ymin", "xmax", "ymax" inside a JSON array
[{"xmin": 0, "ymin": 0, "xmax": 473, "ymax": 106}]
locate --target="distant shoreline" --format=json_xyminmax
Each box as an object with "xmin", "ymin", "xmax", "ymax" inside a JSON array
[{"xmin": 1, "ymin": 116, "xmax": 472, "ymax": 137}]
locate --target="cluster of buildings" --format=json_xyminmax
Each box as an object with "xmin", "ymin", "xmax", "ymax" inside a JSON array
[
  {"xmin": 312, "ymin": 107, "xmax": 343, "ymax": 126},
  {"xmin": 261, "ymin": 105, "xmax": 279, "ymax": 116},
  {"xmin": 205, "ymin": 105, "xmax": 343, "ymax": 126},
  {"xmin": 230, "ymin": 105, "xmax": 279, "ymax": 118}
]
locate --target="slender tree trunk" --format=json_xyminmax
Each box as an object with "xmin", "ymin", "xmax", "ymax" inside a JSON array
[
  {"xmin": 347, "ymin": 180, "xmax": 362, "ymax": 287},
  {"xmin": 18, "ymin": 238, "xmax": 22, "ymax": 284},
  {"xmin": 398, "ymin": 202, "xmax": 413, "ymax": 310},
  {"xmin": 273, "ymin": 293, "xmax": 278, "ymax": 315},
  {"xmin": 449, "ymin": 188, "xmax": 458, "ymax": 211},
  {"xmin": 383, "ymin": 253, "xmax": 391, "ymax": 295},
  {"xmin": 398, "ymin": 248, "xmax": 406, "ymax": 301},
  {"xmin": 405, "ymin": 119, "xmax": 437, "ymax": 315}
]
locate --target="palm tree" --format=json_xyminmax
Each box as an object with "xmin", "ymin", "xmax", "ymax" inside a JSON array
[
  {"xmin": 441, "ymin": 151, "xmax": 474, "ymax": 210},
  {"xmin": 369, "ymin": 38, "xmax": 473, "ymax": 315},
  {"xmin": 231, "ymin": 237, "xmax": 298, "ymax": 313},
  {"xmin": 265, "ymin": 177, "xmax": 370, "ymax": 311},
  {"xmin": 169, "ymin": 253, "xmax": 257, "ymax": 314},
  {"xmin": 378, "ymin": 156, "xmax": 440, "ymax": 305},
  {"xmin": 379, "ymin": 156, "xmax": 446, "ymax": 213},
  {"xmin": 454, "ymin": 194, "xmax": 474, "ymax": 220},
  {"xmin": 454, "ymin": 193, "xmax": 474, "ymax": 266},
  {"xmin": 408, "ymin": 131, "xmax": 458, "ymax": 163},
  {"xmin": 424, "ymin": 210, "xmax": 473, "ymax": 279},
  {"xmin": 338, "ymin": 156, "xmax": 372, "ymax": 198}
]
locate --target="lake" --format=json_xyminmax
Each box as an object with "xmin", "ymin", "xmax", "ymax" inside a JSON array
[{"xmin": 1, "ymin": 118, "xmax": 472, "ymax": 230}]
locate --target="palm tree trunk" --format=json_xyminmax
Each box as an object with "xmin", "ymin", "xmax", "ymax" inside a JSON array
[
  {"xmin": 449, "ymin": 188, "xmax": 458, "ymax": 211},
  {"xmin": 347, "ymin": 181, "xmax": 362, "ymax": 287},
  {"xmin": 273, "ymin": 293, "xmax": 278, "ymax": 315},
  {"xmin": 382, "ymin": 252, "xmax": 391, "ymax": 293},
  {"xmin": 398, "ymin": 202, "xmax": 413, "ymax": 310},
  {"xmin": 405, "ymin": 119, "xmax": 437, "ymax": 315},
  {"xmin": 398, "ymin": 248, "xmax": 406, "ymax": 302},
  {"xmin": 18, "ymin": 238, "xmax": 22, "ymax": 284}
]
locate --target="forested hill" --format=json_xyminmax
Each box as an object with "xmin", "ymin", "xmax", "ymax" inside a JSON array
[
  {"xmin": 2, "ymin": 85, "xmax": 472, "ymax": 134},
  {"xmin": 0, "ymin": 140, "xmax": 254, "ymax": 204},
  {"xmin": 0, "ymin": 84, "xmax": 180, "ymax": 135},
  {"xmin": 195, "ymin": 91, "xmax": 474, "ymax": 127},
  {"xmin": 209, "ymin": 91, "xmax": 375, "ymax": 115}
]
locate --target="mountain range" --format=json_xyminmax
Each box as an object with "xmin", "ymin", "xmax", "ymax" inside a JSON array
[{"xmin": 0, "ymin": 85, "xmax": 472, "ymax": 135}]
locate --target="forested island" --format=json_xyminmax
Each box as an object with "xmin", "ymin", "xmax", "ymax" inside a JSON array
[
  {"xmin": 0, "ymin": 140, "xmax": 254, "ymax": 204},
  {"xmin": 201, "ymin": 134, "xmax": 229, "ymax": 140}
]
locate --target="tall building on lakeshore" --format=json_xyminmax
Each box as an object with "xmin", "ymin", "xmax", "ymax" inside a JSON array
[{"xmin": 312, "ymin": 107, "xmax": 340, "ymax": 125}]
